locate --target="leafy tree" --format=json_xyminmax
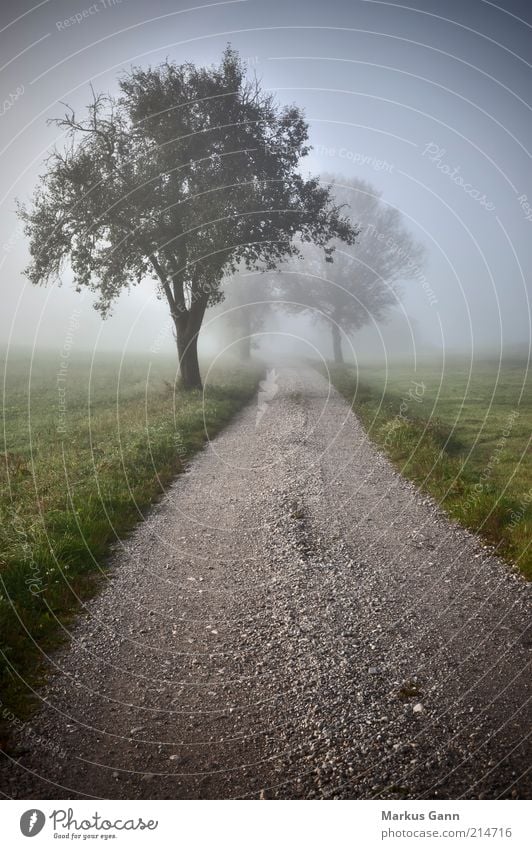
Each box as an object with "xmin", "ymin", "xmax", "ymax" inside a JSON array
[
  {"xmin": 277, "ymin": 176, "xmax": 425, "ymax": 364},
  {"xmin": 19, "ymin": 49, "xmax": 356, "ymax": 388}
]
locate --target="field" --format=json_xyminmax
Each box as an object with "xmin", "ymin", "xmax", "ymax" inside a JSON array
[
  {"xmin": 0, "ymin": 349, "xmax": 260, "ymax": 731},
  {"xmin": 329, "ymin": 356, "xmax": 532, "ymax": 579},
  {"xmin": 1, "ymin": 351, "xmax": 530, "ymax": 743}
]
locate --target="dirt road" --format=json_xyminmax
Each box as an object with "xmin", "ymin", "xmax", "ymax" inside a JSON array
[{"xmin": 1, "ymin": 367, "xmax": 530, "ymax": 799}]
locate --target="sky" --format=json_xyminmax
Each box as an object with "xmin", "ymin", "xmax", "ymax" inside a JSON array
[{"xmin": 0, "ymin": 0, "xmax": 531, "ymax": 364}]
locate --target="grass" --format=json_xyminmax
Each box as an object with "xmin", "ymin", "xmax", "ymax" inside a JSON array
[
  {"xmin": 0, "ymin": 349, "xmax": 261, "ymax": 738},
  {"xmin": 326, "ymin": 357, "xmax": 532, "ymax": 579}
]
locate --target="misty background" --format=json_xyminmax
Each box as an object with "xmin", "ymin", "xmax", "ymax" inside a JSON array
[{"xmin": 1, "ymin": 0, "xmax": 531, "ymax": 367}]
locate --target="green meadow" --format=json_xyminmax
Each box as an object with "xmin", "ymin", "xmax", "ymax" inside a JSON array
[
  {"xmin": 329, "ymin": 356, "xmax": 532, "ymax": 579},
  {"xmin": 0, "ymin": 349, "xmax": 260, "ymax": 734}
]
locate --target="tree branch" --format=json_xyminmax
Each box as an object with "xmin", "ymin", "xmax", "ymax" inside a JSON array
[{"xmin": 149, "ymin": 253, "xmax": 177, "ymax": 317}]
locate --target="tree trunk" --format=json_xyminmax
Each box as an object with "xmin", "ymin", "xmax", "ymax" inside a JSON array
[
  {"xmin": 331, "ymin": 323, "xmax": 344, "ymax": 364},
  {"xmin": 175, "ymin": 314, "xmax": 204, "ymax": 391},
  {"xmin": 177, "ymin": 332, "xmax": 202, "ymax": 390},
  {"xmin": 149, "ymin": 254, "xmax": 207, "ymax": 390}
]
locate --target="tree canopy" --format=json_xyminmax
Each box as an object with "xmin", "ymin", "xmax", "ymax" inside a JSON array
[
  {"xmin": 276, "ymin": 176, "xmax": 425, "ymax": 363},
  {"xmin": 19, "ymin": 48, "xmax": 357, "ymax": 387}
]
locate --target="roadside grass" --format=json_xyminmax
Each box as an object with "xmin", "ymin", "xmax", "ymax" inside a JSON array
[
  {"xmin": 0, "ymin": 349, "xmax": 261, "ymax": 736},
  {"xmin": 326, "ymin": 358, "xmax": 532, "ymax": 579}
]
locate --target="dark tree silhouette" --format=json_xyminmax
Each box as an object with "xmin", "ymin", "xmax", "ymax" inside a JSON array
[
  {"xmin": 19, "ymin": 50, "xmax": 356, "ymax": 388},
  {"xmin": 277, "ymin": 176, "xmax": 425, "ymax": 364}
]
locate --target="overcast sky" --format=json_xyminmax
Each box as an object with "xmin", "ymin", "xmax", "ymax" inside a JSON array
[{"xmin": 1, "ymin": 0, "xmax": 530, "ymax": 363}]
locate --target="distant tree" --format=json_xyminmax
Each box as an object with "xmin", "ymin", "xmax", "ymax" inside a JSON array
[
  {"xmin": 19, "ymin": 49, "xmax": 356, "ymax": 388},
  {"xmin": 277, "ymin": 176, "xmax": 425, "ymax": 364},
  {"xmin": 209, "ymin": 269, "xmax": 275, "ymax": 361}
]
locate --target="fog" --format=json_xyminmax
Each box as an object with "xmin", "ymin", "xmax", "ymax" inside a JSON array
[{"xmin": 1, "ymin": 0, "xmax": 530, "ymax": 367}]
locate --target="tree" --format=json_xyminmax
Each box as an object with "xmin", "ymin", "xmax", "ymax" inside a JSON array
[
  {"xmin": 209, "ymin": 268, "xmax": 275, "ymax": 361},
  {"xmin": 19, "ymin": 49, "xmax": 357, "ymax": 388},
  {"xmin": 276, "ymin": 176, "xmax": 425, "ymax": 364}
]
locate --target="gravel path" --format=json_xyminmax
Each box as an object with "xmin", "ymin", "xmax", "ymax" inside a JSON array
[{"xmin": 1, "ymin": 366, "xmax": 530, "ymax": 800}]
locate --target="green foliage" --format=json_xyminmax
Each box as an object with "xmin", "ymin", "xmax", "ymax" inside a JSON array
[
  {"xmin": 328, "ymin": 359, "xmax": 532, "ymax": 579},
  {"xmin": 18, "ymin": 48, "xmax": 357, "ymax": 390},
  {"xmin": 0, "ymin": 351, "xmax": 260, "ymax": 734}
]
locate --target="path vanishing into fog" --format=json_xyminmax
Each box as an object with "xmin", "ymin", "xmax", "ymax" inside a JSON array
[{"xmin": 2, "ymin": 367, "xmax": 530, "ymax": 800}]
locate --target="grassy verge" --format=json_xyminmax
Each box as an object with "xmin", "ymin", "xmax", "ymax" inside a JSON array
[
  {"xmin": 326, "ymin": 359, "xmax": 532, "ymax": 580},
  {"xmin": 0, "ymin": 350, "xmax": 261, "ymax": 739}
]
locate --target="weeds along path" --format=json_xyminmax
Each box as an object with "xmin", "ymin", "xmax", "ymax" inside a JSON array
[{"xmin": 1, "ymin": 367, "xmax": 530, "ymax": 800}]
